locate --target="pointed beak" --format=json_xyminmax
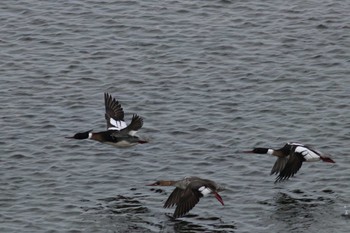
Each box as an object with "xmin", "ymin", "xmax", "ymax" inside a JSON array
[
  {"xmin": 214, "ymin": 192, "xmax": 224, "ymax": 206},
  {"xmin": 323, "ymin": 158, "xmax": 336, "ymax": 163},
  {"xmin": 328, "ymin": 159, "xmax": 335, "ymax": 163},
  {"xmin": 65, "ymin": 136, "xmax": 74, "ymax": 139}
]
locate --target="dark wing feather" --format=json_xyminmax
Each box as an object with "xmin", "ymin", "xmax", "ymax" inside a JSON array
[
  {"xmin": 275, "ymin": 152, "xmax": 303, "ymax": 182},
  {"xmin": 173, "ymin": 188, "xmax": 201, "ymax": 218},
  {"xmin": 121, "ymin": 114, "xmax": 143, "ymax": 135},
  {"xmin": 104, "ymin": 93, "xmax": 124, "ymax": 129},
  {"xmin": 271, "ymin": 157, "xmax": 289, "ymax": 175},
  {"xmin": 164, "ymin": 187, "xmax": 184, "ymax": 208}
]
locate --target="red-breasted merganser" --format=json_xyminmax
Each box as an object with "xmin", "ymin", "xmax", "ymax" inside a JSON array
[
  {"xmin": 66, "ymin": 93, "xmax": 148, "ymax": 147},
  {"xmin": 147, "ymin": 176, "xmax": 224, "ymax": 218},
  {"xmin": 244, "ymin": 142, "xmax": 335, "ymax": 182}
]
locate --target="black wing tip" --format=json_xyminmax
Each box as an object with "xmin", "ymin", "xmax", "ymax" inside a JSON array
[
  {"xmin": 274, "ymin": 177, "xmax": 287, "ymax": 183},
  {"xmin": 173, "ymin": 202, "xmax": 196, "ymax": 219},
  {"xmin": 105, "ymin": 92, "xmax": 116, "ymax": 103},
  {"xmin": 134, "ymin": 114, "xmax": 144, "ymax": 124},
  {"xmin": 163, "ymin": 203, "xmax": 175, "ymax": 209},
  {"xmin": 132, "ymin": 114, "xmax": 143, "ymax": 120},
  {"xmin": 104, "ymin": 92, "xmax": 112, "ymax": 100},
  {"xmin": 128, "ymin": 114, "xmax": 144, "ymax": 130},
  {"xmin": 104, "ymin": 92, "xmax": 119, "ymax": 104},
  {"xmin": 104, "ymin": 92, "xmax": 125, "ymax": 123},
  {"xmin": 173, "ymin": 210, "xmax": 186, "ymax": 219},
  {"xmin": 270, "ymin": 170, "xmax": 277, "ymax": 175},
  {"xmin": 172, "ymin": 203, "xmax": 186, "ymax": 219},
  {"xmin": 163, "ymin": 188, "xmax": 183, "ymax": 209},
  {"xmin": 172, "ymin": 190, "xmax": 200, "ymax": 219},
  {"xmin": 274, "ymin": 174, "xmax": 293, "ymax": 183},
  {"xmin": 163, "ymin": 200, "xmax": 177, "ymax": 209},
  {"xmin": 163, "ymin": 198, "xmax": 176, "ymax": 208}
]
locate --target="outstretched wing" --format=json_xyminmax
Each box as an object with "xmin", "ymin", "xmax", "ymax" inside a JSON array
[
  {"xmin": 271, "ymin": 157, "xmax": 289, "ymax": 175},
  {"xmin": 121, "ymin": 114, "xmax": 143, "ymax": 136},
  {"xmin": 275, "ymin": 152, "xmax": 303, "ymax": 182},
  {"xmin": 164, "ymin": 188, "xmax": 184, "ymax": 208},
  {"xmin": 104, "ymin": 93, "xmax": 127, "ymax": 130},
  {"xmin": 173, "ymin": 188, "xmax": 201, "ymax": 218}
]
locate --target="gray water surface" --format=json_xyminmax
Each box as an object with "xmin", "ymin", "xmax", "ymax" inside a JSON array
[{"xmin": 1, "ymin": 0, "xmax": 350, "ymax": 232}]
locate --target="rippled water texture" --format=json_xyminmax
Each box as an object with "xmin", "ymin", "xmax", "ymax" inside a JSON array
[{"xmin": 1, "ymin": 0, "xmax": 350, "ymax": 232}]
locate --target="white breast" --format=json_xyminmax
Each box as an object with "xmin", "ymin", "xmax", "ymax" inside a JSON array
[{"xmin": 295, "ymin": 146, "xmax": 320, "ymax": 162}]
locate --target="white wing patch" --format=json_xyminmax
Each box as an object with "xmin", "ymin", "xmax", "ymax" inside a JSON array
[
  {"xmin": 108, "ymin": 118, "xmax": 127, "ymax": 131},
  {"xmin": 198, "ymin": 186, "xmax": 212, "ymax": 196},
  {"xmin": 128, "ymin": 130, "xmax": 137, "ymax": 136},
  {"xmin": 295, "ymin": 146, "xmax": 320, "ymax": 162}
]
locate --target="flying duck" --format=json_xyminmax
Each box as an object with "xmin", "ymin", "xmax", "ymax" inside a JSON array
[
  {"xmin": 66, "ymin": 93, "xmax": 148, "ymax": 147},
  {"xmin": 243, "ymin": 142, "xmax": 335, "ymax": 182},
  {"xmin": 147, "ymin": 176, "xmax": 224, "ymax": 218}
]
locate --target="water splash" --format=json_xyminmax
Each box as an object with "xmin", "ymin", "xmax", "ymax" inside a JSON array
[
  {"xmin": 344, "ymin": 205, "xmax": 348, "ymax": 216},
  {"xmin": 342, "ymin": 205, "xmax": 350, "ymax": 219}
]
